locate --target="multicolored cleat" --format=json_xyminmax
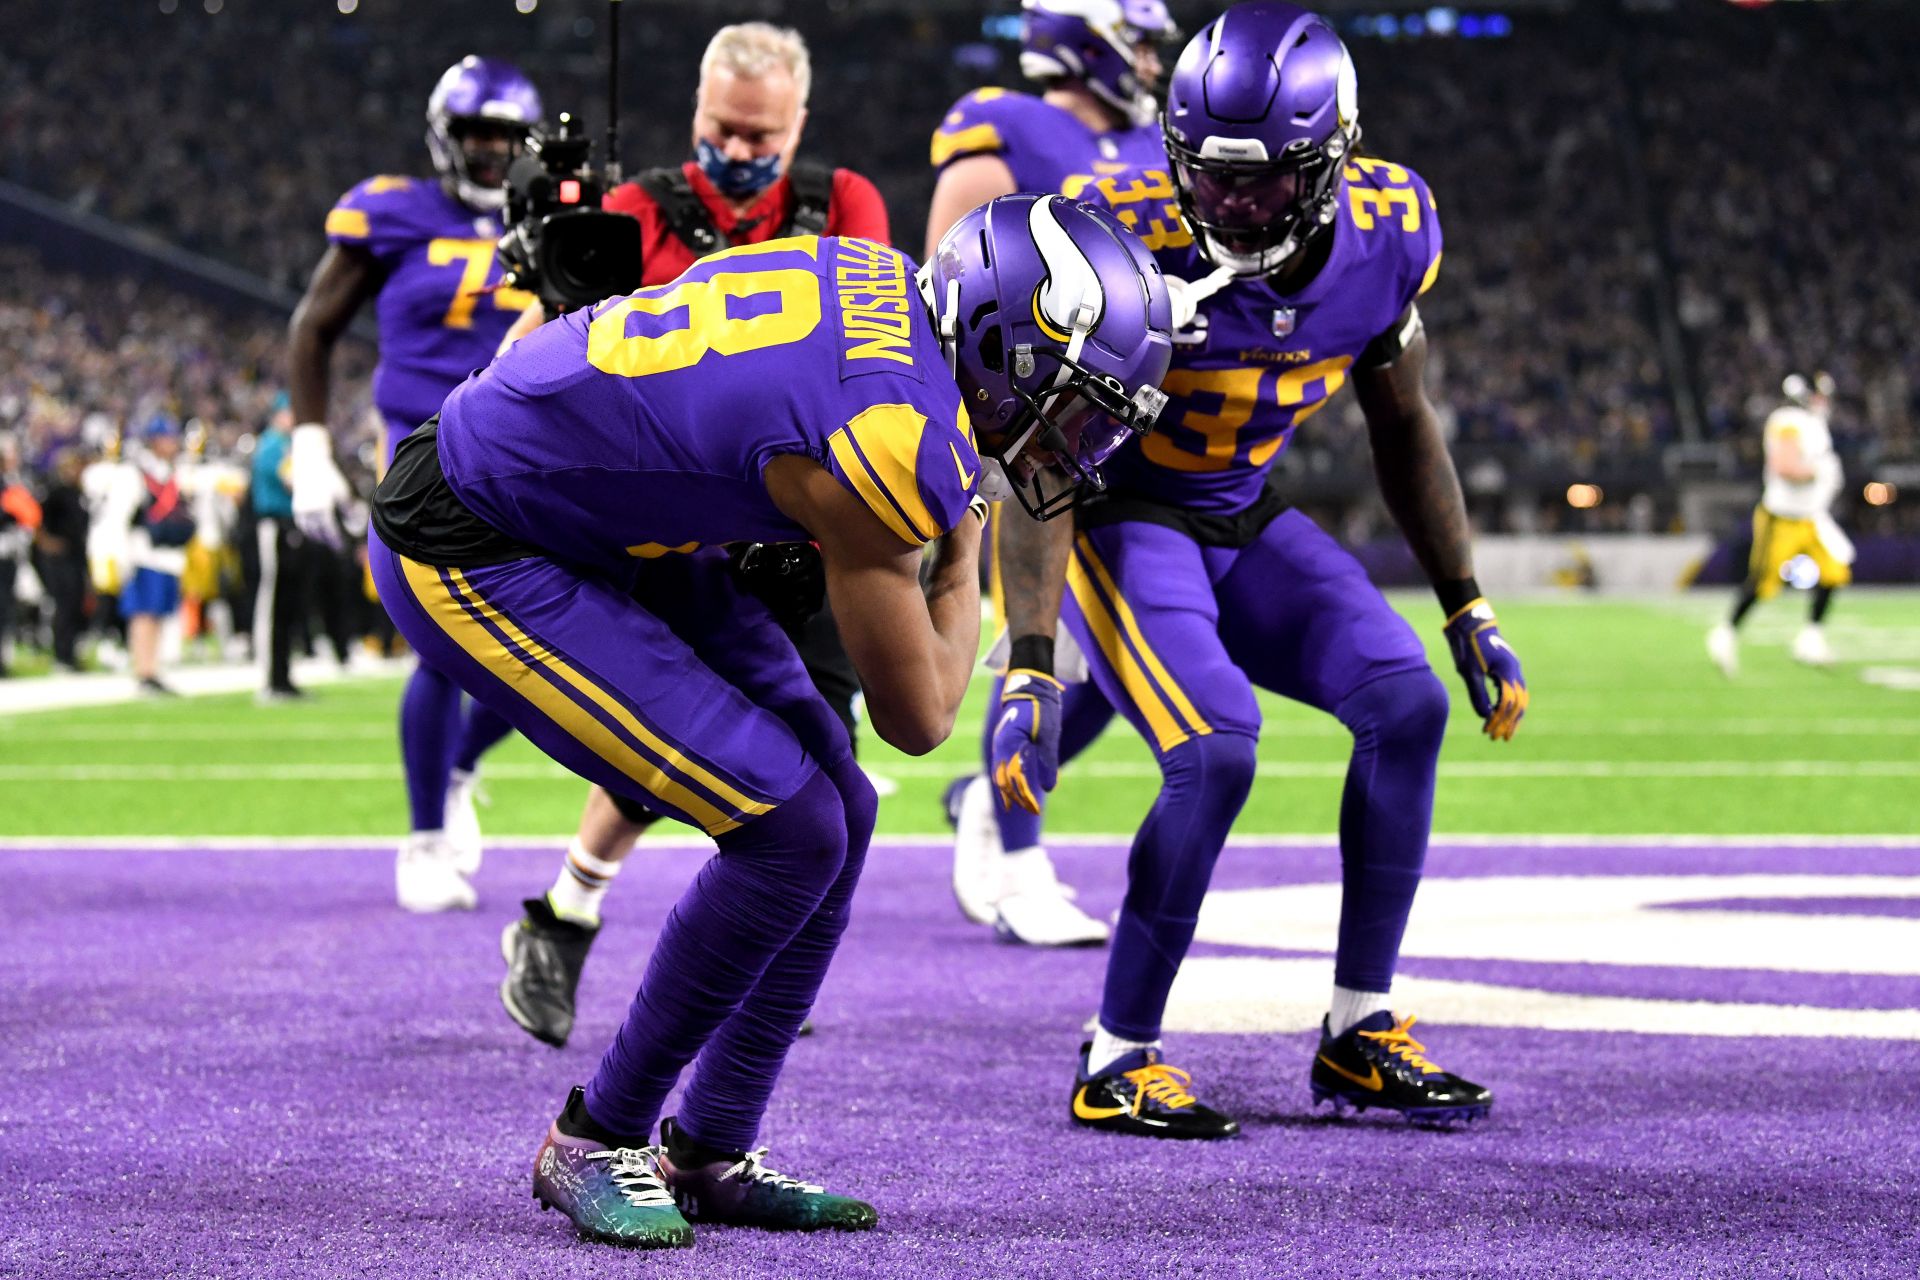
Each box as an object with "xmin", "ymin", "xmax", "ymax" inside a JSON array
[
  {"xmin": 1069, "ymin": 1042, "xmax": 1240, "ymax": 1140},
  {"xmin": 532, "ymin": 1090, "xmax": 693, "ymax": 1249},
  {"xmin": 658, "ymin": 1116, "xmax": 877, "ymax": 1231},
  {"xmin": 1310, "ymin": 1011, "xmax": 1492, "ymax": 1127}
]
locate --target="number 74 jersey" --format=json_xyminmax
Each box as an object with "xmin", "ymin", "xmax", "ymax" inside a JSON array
[
  {"xmin": 1078, "ymin": 157, "xmax": 1445, "ymax": 515},
  {"xmin": 435, "ymin": 236, "xmax": 981, "ymax": 580}
]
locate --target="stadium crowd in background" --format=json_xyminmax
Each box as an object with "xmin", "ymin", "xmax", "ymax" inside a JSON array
[{"xmin": 0, "ymin": 0, "xmax": 1916, "ymax": 680}]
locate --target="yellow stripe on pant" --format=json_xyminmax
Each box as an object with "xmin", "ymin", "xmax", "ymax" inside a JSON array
[
  {"xmin": 1064, "ymin": 537, "xmax": 1210, "ymax": 752},
  {"xmin": 397, "ymin": 556, "xmax": 762, "ymax": 836}
]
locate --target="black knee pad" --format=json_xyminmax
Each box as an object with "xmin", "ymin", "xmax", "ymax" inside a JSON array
[{"xmin": 606, "ymin": 788, "xmax": 658, "ymax": 827}]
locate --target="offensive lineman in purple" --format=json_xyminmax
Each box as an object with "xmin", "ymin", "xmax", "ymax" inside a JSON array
[
  {"xmin": 367, "ymin": 199, "xmax": 1173, "ymax": 1246},
  {"xmin": 287, "ymin": 57, "xmax": 542, "ymax": 911},
  {"xmin": 988, "ymin": 2, "xmax": 1529, "ymax": 1139}
]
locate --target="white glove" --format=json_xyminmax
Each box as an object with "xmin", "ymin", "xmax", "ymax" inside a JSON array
[
  {"xmin": 1164, "ymin": 265, "xmax": 1236, "ymax": 333},
  {"xmin": 290, "ymin": 423, "xmax": 347, "ymax": 548}
]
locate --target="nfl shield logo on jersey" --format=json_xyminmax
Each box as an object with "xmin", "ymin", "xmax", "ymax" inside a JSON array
[{"xmin": 1271, "ymin": 307, "xmax": 1297, "ymax": 339}]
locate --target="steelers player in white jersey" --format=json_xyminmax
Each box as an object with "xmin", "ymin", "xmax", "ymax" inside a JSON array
[{"xmin": 1708, "ymin": 372, "xmax": 1853, "ymax": 674}]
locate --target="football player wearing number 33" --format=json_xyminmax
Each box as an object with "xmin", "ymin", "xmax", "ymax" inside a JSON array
[
  {"xmin": 367, "ymin": 196, "xmax": 1173, "ymax": 1248},
  {"xmin": 986, "ymin": 2, "xmax": 1527, "ymax": 1140}
]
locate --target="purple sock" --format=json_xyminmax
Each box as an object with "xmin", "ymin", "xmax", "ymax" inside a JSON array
[
  {"xmin": 399, "ymin": 660, "xmax": 464, "ymax": 832},
  {"xmin": 982, "ymin": 676, "xmax": 1117, "ymax": 850},
  {"xmin": 676, "ymin": 754, "xmax": 876, "ymax": 1151},
  {"xmin": 584, "ymin": 766, "xmax": 849, "ymax": 1143},
  {"xmin": 1099, "ymin": 732, "xmax": 1257, "ymax": 1040},
  {"xmin": 1329, "ymin": 669, "xmax": 1448, "ymax": 992},
  {"xmin": 451, "ymin": 701, "xmax": 514, "ymax": 775}
]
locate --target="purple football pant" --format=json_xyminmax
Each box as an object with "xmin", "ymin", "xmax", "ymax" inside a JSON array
[
  {"xmin": 1059, "ymin": 511, "xmax": 1447, "ymax": 1041},
  {"xmin": 371, "ymin": 538, "xmax": 868, "ymax": 1150},
  {"xmin": 380, "ymin": 415, "xmax": 514, "ymax": 829}
]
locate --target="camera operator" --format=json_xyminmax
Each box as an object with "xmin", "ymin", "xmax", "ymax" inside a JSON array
[{"xmin": 494, "ymin": 21, "xmax": 894, "ymax": 1051}]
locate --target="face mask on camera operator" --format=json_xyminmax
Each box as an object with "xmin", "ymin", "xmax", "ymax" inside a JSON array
[{"xmin": 689, "ymin": 30, "xmax": 810, "ymax": 205}]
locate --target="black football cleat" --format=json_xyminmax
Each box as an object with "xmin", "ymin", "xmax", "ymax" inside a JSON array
[
  {"xmin": 1311, "ymin": 1012, "xmax": 1492, "ymax": 1127},
  {"xmin": 1070, "ymin": 1042, "xmax": 1239, "ymax": 1140},
  {"xmin": 501, "ymin": 896, "xmax": 599, "ymax": 1047}
]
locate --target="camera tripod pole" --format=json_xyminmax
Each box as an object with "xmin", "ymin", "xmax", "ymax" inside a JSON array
[{"xmin": 604, "ymin": 0, "xmax": 623, "ymax": 183}]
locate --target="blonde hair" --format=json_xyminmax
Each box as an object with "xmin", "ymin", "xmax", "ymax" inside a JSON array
[{"xmin": 699, "ymin": 22, "xmax": 812, "ymax": 104}]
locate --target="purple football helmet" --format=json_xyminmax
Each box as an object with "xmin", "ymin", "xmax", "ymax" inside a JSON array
[
  {"xmin": 426, "ymin": 56, "xmax": 543, "ymax": 213},
  {"xmin": 1021, "ymin": 0, "xmax": 1176, "ymax": 127},
  {"xmin": 1162, "ymin": 2, "xmax": 1359, "ymax": 276},
  {"xmin": 919, "ymin": 194, "xmax": 1173, "ymax": 520}
]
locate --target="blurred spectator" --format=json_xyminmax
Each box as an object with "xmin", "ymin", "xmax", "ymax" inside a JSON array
[
  {"xmin": 0, "ymin": 432, "xmax": 41, "ymax": 675},
  {"xmin": 32, "ymin": 447, "xmax": 89, "ymax": 672},
  {"xmin": 122, "ymin": 415, "xmax": 197, "ymax": 695}
]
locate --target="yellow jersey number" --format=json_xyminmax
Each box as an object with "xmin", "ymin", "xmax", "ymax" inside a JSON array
[
  {"xmin": 1343, "ymin": 158, "xmax": 1425, "ymax": 234},
  {"xmin": 1061, "ymin": 170, "xmax": 1191, "ymax": 252},
  {"xmin": 586, "ymin": 239, "xmax": 822, "ymax": 378},
  {"xmin": 426, "ymin": 238, "xmax": 536, "ymax": 329},
  {"xmin": 1142, "ymin": 358, "xmax": 1354, "ymax": 473}
]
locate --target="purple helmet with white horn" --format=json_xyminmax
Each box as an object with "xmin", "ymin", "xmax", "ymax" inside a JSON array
[
  {"xmin": 1021, "ymin": 0, "xmax": 1176, "ymax": 127},
  {"xmin": 919, "ymin": 194, "xmax": 1173, "ymax": 520},
  {"xmin": 426, "ymin": 56, "xmax": 543, "ymax": 213},
  {"xmin": 1161, "ymin": 2, "xmax": 1359, "ymax": 275}
]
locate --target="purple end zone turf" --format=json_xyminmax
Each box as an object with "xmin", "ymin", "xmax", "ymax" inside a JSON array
[{"xmin": 3, "ymin": 841, "xmax": 1918, "ymax": 1279}]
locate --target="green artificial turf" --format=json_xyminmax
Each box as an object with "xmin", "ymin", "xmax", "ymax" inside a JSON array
[{"xmin": 3, "ymin": 592, "xmax": 1916, "ymax": 839}]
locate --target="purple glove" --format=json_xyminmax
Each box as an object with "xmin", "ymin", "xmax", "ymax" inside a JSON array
[
  {"xmin": 1443, "ymin": 597, "xmax": 1528, "ymax": 741},
  {"xmin": 990, "ymin": 668, "xmax": 1064, "ymax": 814}
]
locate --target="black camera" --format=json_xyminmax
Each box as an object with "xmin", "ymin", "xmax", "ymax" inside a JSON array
[{"xmin": 496, "ymin": 112, "xmax": 642, "ymax": 313}]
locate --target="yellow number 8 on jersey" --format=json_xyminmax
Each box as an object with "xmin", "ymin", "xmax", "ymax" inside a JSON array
[{"xmin": 588, "ymin": 266, "xmax": 822, "ymax": 379}]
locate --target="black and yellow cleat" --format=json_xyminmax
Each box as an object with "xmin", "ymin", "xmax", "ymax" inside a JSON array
[
  {"xmin": 1310, "ymin": 1012, "xmax": 1492, "ymax": 1127},
  {"xmin": 1069, "ymin": 1042, "xmax": 1240, "ymax": 1140}
]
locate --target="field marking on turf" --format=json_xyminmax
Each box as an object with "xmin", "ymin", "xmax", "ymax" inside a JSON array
[
  {"xmin": 5, "ymin": 760, "xmax": 1920, "ymax": 783},
  {"xmin": 1165, "ymin": 957, "xmax": 1920, "ymax": 1040},
  {"xmin": 1, "ymin": 835, "xmax": 1916, "ymax": 851}
]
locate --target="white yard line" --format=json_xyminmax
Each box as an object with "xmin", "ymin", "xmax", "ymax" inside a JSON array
[{"xmin": 0, "ymin": 656, "xmax": 412, "ymax": 716}]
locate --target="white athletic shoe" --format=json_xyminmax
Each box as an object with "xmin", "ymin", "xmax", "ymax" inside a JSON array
[
  {"xmin": 992, "ymin": 847, "xmax": 1109, "ymax": 948},
  {"xmin": 396, "ymin": 832, "xmax": 477, "ymax": 913},
  {"xmin": 1706, "ymin": 623, "xmax": 1739, "ymax": 678},
  {"xmin": 1791, "ymin": 624, "xmax": 1835, "ymax": 667},
  {"xmin": 444, "ymin": 768, "xmax": 486, "ymax": 875},
  {"xmin": 948, "ymin": 774, "xmax": 1002, "ymax": 925}
]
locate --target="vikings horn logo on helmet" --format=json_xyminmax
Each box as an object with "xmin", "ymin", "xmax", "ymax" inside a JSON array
[{"xmin": 1027, "ymin": 196, "xmax": 1108, "ymax": 348}]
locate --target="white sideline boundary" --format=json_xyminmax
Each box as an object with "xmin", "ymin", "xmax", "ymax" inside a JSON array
[{"xmin": 0, "ymin": 833, "xmax": 1916, "ymax": 851}]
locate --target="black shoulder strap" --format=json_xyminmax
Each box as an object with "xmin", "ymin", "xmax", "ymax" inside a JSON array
[
  {"xmin": 782, "ymin": 161, "xmax": 834, "ymax": 238},
  {"xmin": 635, "ymin": 166, "xmax": 725, "ymax": 258}
]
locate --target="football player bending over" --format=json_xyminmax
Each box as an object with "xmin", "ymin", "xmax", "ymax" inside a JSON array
[
  {"xmin": 364, "ymin": 197, "xmax": 1171, "ymax": 1246},
  {"xmin": 989, "ymin": 2, "xmax": 1525, "ymax": 1139}
]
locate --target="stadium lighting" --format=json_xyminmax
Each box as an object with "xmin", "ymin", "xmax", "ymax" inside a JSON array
[
  {"xmin": 337, "ymin": 0, "xmax": 358, "ymax": 12},
  {"xmin": 1567, "ymin": 483, "xmax": 1603, "ymax": 509},
  {"xmin": 158, "ymin": 0, "xmax": 177, "ymax": 12},
  {"xmin": 515, "ymin": 0, "xmax": 538, "ymax": 12},
  {"xmin": 202, "ymin": 0, "xmax": 222, "ymax": 12},
  {"xmin": 1864, "ymin": 481, "xmax": 1897, "ymax": 506}
]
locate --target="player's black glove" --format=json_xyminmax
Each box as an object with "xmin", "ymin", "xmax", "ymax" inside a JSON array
[{"xmin": 728, "ymin": 541, "xmax": 826, "ymax": 631}]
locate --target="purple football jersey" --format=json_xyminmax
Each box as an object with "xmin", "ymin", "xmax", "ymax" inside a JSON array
[
  {"xmin": 435, "ymin": 236, "xmax": 981, "ymax": 578},
  {"xmin": 930, "ymin": 88, "xmax": 1166, "ymax": 195},
  {"xmin": 325, "ymin": 175, "xmax": 536, "ymax": 432},
  {"xmin": 1084, "ymin": 156, "xmax": 1444, "ymax": 514}
]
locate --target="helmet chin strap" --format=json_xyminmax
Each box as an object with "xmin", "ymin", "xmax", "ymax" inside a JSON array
[
  {"xmin": 459, "ymin": 181, "xmax": 507, "ymax": 213},
  {"xmin": 916, "ymin": 263, "xmax": 962, "ymax": 376}
]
